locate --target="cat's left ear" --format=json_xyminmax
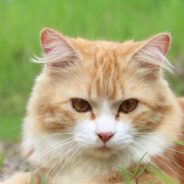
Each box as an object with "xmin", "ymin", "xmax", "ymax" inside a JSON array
[
  {"xmin": 130, "ymin": 33, "xmax": 173, "ymax": 72},
  {"xmin": 36, "ymin": 28, "xmax": 82, "ymax": 69}
]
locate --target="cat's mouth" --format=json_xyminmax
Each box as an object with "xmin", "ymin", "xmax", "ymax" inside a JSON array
[
  {"xmin": 88, "ymin": 145, "xmax": 115, "ymax": 158},
  {"xmin": 96, "ymin": 145, "xmax": 112, "ymax": 152}
]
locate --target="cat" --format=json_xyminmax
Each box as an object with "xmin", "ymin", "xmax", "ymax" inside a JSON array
[{"xmin": 1, "ymin": 28, "xmax": 184, "ymax": 184}]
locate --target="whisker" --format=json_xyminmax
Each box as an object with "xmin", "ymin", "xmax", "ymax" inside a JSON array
[
  {"xmin": 131, "ymin": 144, "xmax": 183, "ymax": 174},
  {"xmin": 132, "ymin": 139, "xmax": 184, "ymax": 182},
  {"xmin": 159, "ymin": 154, "xmax": 184, "ymax": 173},
  {"xmin": 153, "ymin": 156, "xmax": 182, "ymax": 182},
  {"xmin": 134, "ymin": 136, "xmax": 184, "ymax": 156},
  {"xmin": 21, "ymin": 137, "xmax": 74, "ymax": 167},
  {"xmin": 51, "ymin": 146, "xmax": 81, "ymax": 184},
  {"xmin": 30, "ymin": 139, "xmax": 76, "ymax": 175}
]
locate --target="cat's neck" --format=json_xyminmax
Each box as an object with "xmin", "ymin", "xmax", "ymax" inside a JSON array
[{"xmin": 39, "ymin": 153, "xmax": 128, "ymax": 184}]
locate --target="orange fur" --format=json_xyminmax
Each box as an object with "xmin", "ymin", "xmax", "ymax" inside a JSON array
[{"xmin": 1, "ymin": 29, "xmax": 184, "ymax": 184}]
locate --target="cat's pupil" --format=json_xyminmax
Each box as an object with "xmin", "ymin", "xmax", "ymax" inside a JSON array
[
  {"xmin": 71, "ymin": 98, "xmax": 91, "ymax": 113},
  {"xmin": 119, "ymin": 99, "xmax": 138, "ymax": 114}
]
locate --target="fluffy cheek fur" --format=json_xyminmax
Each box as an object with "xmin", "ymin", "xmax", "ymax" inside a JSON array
[{"xmin": 23, "ymin": 114, "xmax": 167, "ymax": 168}]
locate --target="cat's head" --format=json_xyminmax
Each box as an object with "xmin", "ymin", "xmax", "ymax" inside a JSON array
[{"xmin": 24, "ymin": 28, "xmax": 181, "ymax": 166}]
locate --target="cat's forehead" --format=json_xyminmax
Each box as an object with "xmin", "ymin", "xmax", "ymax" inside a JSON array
[
  {"xmin": 69, "ymin": 38, "xmax": 141, "ymax": 60},
  {"xmin": 68, "ymin": 40, "xmax": 144, "ymax": 101},
  {"xmin": 86, "ymin": 55, "xmax": 122, "ymax": 100}
]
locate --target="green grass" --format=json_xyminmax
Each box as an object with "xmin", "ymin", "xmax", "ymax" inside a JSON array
[
  {"xmin": 120, "ymin": 164, "xmax": 179, "ymax": 184},
  {"xmin": 0, "ymin": 153, "xmax": 5, "ymax": 166},
  {"xmin": 119, "ymin": 152, "xmax": 180, "ymax": 184},
  {"xmin": 0, "ymin": 0, "xmax": 184, "ymax": 140}
]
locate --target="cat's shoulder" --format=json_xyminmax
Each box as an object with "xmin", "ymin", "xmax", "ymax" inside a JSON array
[
  {"xmin": 178, "ymin": 97, "xmax": 184, "ymax": 111},
  {"xmin": 0, "ymin": 172, "xmax": 39, "ymax": 184}
]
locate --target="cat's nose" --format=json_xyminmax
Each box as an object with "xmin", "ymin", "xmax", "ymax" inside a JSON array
[{"xmin": 97, "ymin": 132, "xmax": 114, "ymax": 143}]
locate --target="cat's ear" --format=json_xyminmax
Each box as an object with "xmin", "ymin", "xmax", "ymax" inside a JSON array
[
  {"xmin": 37, "ymin": 28, "xmax": 81, "ymax": 69},
  {"xmin": 130, "ymin": 33, "xmax": 173, "ymax": 73}
]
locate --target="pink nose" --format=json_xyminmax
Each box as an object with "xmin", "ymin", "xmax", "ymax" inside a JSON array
[{"xmin": 97, "ymin": 132, "xmax": 114, "ymax": 143}]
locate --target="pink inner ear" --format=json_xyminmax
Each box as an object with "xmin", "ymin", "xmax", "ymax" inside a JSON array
[
  {"xmin": 38, "ymin": 28, "xmax": 82, "ymax": 69},
  {"xmin": 40, "ymin": 29, "xmax": 56, "ymax": 54},
  {"xmin": 148, "ymin": 33, "xmax": 171, "ymax": 55},
  {"xmin": 133, "ymin": 33, "xmax": 171, "ymax": 61},
  {"xmin": 155, "ymin": 34, "xmax": 171, "ymax": 55},
  {"xmin": 131, "ymin": 33, "xmax": 173, "ymax": 72}
]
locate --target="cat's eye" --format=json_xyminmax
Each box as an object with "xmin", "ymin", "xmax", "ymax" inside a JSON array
[
  {"xmin": 71, "ymin": 98, "xmax": 92, "ymax": 113},
  {"xmin": 118, "ymin": 98, "xmax": 138, "ymax": 114}
]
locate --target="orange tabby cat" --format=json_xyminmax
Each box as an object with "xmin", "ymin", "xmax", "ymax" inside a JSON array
[{"xmin": 1, "ymin": 28, "xmax": 184, "ymax": 184}]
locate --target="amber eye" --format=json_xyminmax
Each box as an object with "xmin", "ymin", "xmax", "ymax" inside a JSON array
[
  {"xmin": 71, "ymin": 98, "xmax": 92, "ymax": 113},
  {"xmin": 118, "ymin": 99, "xmax": 138, "ymax": 114}
]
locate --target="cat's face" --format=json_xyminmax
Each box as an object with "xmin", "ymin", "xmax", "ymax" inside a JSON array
[{"xmin": 25, "ymin": 29, "xmax": 176, "ymax": 164}]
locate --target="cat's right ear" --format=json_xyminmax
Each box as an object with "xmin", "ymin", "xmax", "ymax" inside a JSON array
[
  {"xmin": 37, "ymin": 28, "xmax": 81, "ymax": 69},
  {"xmin": 129, "ymin": 33, "xmax": 173, "ymax": 74}
]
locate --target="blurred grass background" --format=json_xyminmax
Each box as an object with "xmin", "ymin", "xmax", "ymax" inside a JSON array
[{"xmin": 0, "ymin": 0, "xmax": 184, "ymax": 141}]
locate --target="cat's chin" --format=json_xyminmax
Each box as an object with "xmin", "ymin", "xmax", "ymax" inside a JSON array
[{"xmin": 86, "ymin": 147, "xmax": 116, "ymax": 159}]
